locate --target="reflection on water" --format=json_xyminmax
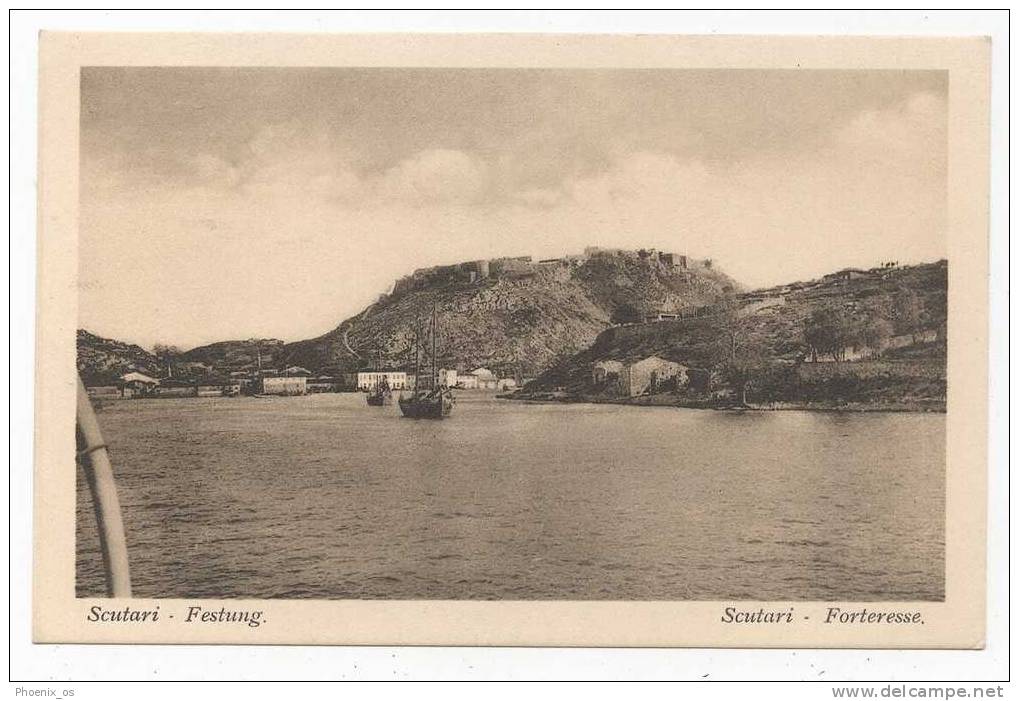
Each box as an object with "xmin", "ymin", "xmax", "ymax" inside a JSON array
[{"xmin": 77, "ymin": 393, "xmax": 944, "ymax": 600}]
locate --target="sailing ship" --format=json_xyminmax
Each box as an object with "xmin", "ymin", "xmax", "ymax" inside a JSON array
[{"xmin": 398, "ymin": 304, "xmax": 455, "ymax": 419}]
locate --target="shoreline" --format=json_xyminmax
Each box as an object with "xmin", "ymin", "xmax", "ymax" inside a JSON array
[{"xmin": 499, "ymin": 392, "xmax": 946, "ymax": 414}]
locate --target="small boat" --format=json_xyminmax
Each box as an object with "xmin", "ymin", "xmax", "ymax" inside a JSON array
[
  {"xmin": 366, "ymin": 376, "xmax": 393, "ymax": 406},
  {"xmin": 398, "ymin": 303, "xmax": 455, "ymax": 419}
]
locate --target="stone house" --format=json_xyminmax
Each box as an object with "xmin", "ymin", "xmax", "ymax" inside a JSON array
[
  {"xmin": 822, "ymin": 268, "xmax": 875, "ymax": 284},
  {"xmin": 618, "ymin": 356, "xmax": 689, "ymax": 397},
  {"xmin": 591, "ymin": 359, "xmax": 624, "ymax": 386},
  {"xmin": 644, "ymin": 311, "xmax": 682, "ymax": 323}
]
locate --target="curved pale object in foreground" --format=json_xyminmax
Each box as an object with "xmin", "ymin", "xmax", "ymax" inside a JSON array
[{"xmin": 76, "ymin": 376, "xmax": 132, "ymax": 598}]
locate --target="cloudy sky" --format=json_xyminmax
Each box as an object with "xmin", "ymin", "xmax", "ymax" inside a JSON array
[{"xmin": 80, "ymin": 68, "xmax": 947, "ymax": 350}]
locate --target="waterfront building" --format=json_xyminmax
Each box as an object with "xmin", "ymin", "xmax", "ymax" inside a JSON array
[
  {"xmin": 592, "ymin": 360, "xmax": 624, "ymax": 386},
  {"xmin": 412, "ymin": 369, "xmax": 457, "ymax": 390},
  {"xmin": 457, "ymin": 373, "xmax": 479, "ymax": 390},
  {"xmin": 470, "ymin": 367, "xmax": 498, "ymax": 390},
  {"xmin": 439, "ymin": 368, "xmax": 458, "ymax": 388},
  {"xmin": 197, "ymin": 377, "xmax": 242, "ymax": 397},
  {"xmin": 85, "ymin": 385, "xmax": 122, "ymax": 399},
  {"xmin": 343, "ymin": 371, "xmax": 409, "ymax": 391},
  {"xmin": 120, "ymin": 371, "xmax": 159, "ymax": 398},
  {"xmin": 176, "ymin": 361, "xmax": 212, "ymax": 375},
  {"xmin": 151, "ymin": 378, "xmax": 198, "ymax": 398},
  {"xmin": 307, "ymin": 376, "xmax": 340, "ymax": 393},
  {"xmin": 618, "ymin": 356, "xmax": 689, "ymax": 397},
  {"xmin": 262, "ymin": 376, "xmax": 308, "ymax": 396},
  {"xmin": 121, "ymin": 371, "xmax": 159, "ymax": 386}
]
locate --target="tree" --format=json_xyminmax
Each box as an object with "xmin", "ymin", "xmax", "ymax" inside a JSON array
[
  {"xmin": 153, "ymin": 344, "xmax": 182, "ymax": 377},
  {"xmin": 854, "ymin": 317, "xmax": 894, "ymax": 354},
  {"xmin": 890, "ymin": 288, "xmax": 924, "ymax": 342},
  {"xmin": 712, "ymin": 301, "xmax": 766, "ymax": 406},
  {"xmin": 610, "ymin": 303, "xmax": 641, "ymax": 325},
  {"xmin": 713, "ymin": 300, "xmax": 756, "ymax": 364},
  {"xmin": 719, "ymin": 348, "xmax": 767, "ymax": 406},
  {"xmin": 803, "ymin": 305, "xmax": 854, "ymax": 362},
  {"xmin": 152, "ymin": 343, "xmax": 181, "ymax": 357}
]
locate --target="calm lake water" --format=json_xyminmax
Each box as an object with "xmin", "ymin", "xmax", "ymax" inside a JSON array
[{"xmin": 77, "ymin": 393, "xmax": 944, "ymax": 600}]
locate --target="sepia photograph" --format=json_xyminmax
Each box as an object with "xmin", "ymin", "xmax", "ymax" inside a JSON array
[
  {"xmin": 26, "ymin": 28, "xmax": 994, "ymax": 654},
  {"xmin": 74, "ymin": 64, "xmax": 949, "ymax": 603}
]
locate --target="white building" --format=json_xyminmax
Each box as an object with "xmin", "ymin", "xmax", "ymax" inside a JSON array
[
  {"xmin": 121, "ymin": 371, "xmax": 159, "ymax": 386},
  {"xmin": 344, "ymin": 371, "xmax": 409, "ymax": 391},
  {"xmin": 411, "ymin": 369, "xmax": 457, "ymax": 390},
  {"xmin": 262, "ymin": 376, "xmax": 308, "ymax": 396},
  {"xmin": 438, "ymin": 368, "xmax": 457, "ymax": 388},
  {"xmin": 471, "ymin": 367, "xmax": 499, "ymax": 390},
  {"xmin": 119, "ymin": 371, "xmax": 160, "ymax": 398}
]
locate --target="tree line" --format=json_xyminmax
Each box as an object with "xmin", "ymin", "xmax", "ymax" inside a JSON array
[
  {"xmin": 802, "ymin": 288, "xmax": 925, "ymax": 363},
  {"xmin": 713, "ymin": 288, "xmax": 930, "ymax": 406}
]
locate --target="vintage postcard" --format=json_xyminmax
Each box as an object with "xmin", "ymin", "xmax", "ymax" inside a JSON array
[{"xmin": 34, "ymin": 32, "xmax": 990, "ymax": 647}]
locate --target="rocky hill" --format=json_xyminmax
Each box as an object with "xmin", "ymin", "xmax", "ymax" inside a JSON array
[
  {"xmin": 75, "ymin": 256, "xmax": 947, "ymax": 411},
  {"xmin": 280, "ymin": 249, "xmax": 740, "ymax": 376},
  {"xmin": 515, "ymin": 260, "xmax": 947, "ymax": 410},
  {"xmin": 76, "ymin": 249, "xmax": 739, "ymax": 382},
  {"xmin": 178, "ymin": 338, "xmax": 287, "ymax": 371},
  {"xmin": 76, "ymin": 329, "xmax": 161, "ymax": 384}
]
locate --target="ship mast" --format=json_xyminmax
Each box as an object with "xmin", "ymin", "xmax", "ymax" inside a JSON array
[
  {"xmin": 413, "ymin": 317, "xmax": 421, "ymax": 392},
  {"xmin": 431, "ymin": 303, "xmax": 438, "ymax": 391}
]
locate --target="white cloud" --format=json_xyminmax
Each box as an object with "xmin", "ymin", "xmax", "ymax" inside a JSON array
[
  {"xmin": 374, "ymin": 149, "xmax": 488, "ymax": 206},
  {"xmin": 79, "ymin": 92, "xmax": 948, "ymax": 347},
  {"xmin": 564, "ymin": 151, "xmax": 711, "ymax": 206},
  {"xmin": 833, "ymin": 90, "xmax": 947, "ymax": 176}
]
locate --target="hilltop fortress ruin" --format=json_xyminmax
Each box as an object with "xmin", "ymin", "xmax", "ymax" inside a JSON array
[{"xmin": 391, "ymin": 247, "xmax": 716, "ymax": 296}]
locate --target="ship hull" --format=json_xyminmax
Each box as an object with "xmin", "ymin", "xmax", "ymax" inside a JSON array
[
  {"xmin": 366, "ymin": 392, "xmax": 392, "ymax": 406},
  {"xmin": 398, "ymin": 393, "xmax": 453, "ymax": 419}
]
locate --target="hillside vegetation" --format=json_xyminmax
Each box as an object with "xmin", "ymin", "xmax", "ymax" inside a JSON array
[
  {"xmin": 514, "ymin": 261, "xmax": 947, "ymax": 411},
  {"xmin": 177, "ymin": 339, "xmax": 287, "ymax": 370},
  {"xmin": 76, "ymin": 329, "xmax": 161, "ymax": 384}
]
